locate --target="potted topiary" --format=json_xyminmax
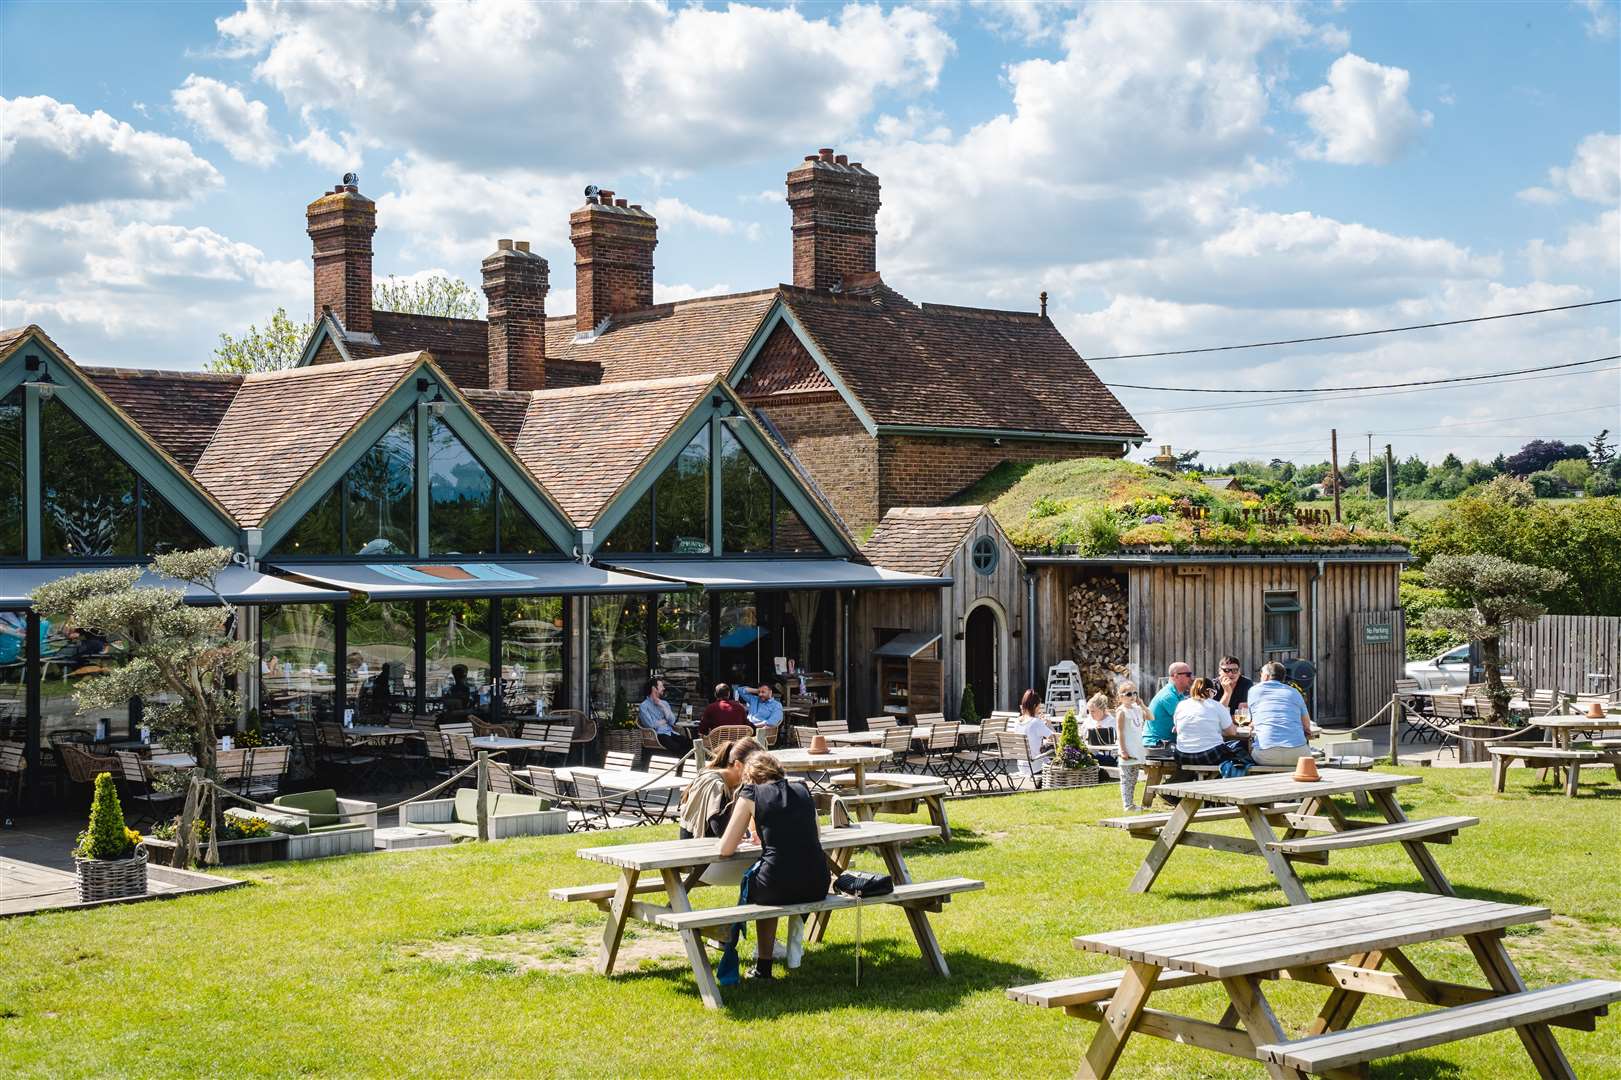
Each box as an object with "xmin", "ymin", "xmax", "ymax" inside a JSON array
[
  {"xmin": 959, "ymin": 684, "xmax": 980, "ymax": 726},
  {"xmin": 1042, "ymin": 710, "xmax": 1100, "ymax": 789},
  {"xmin": 74, "ymin": 772, "xmax": 146, "ymax": 902}
]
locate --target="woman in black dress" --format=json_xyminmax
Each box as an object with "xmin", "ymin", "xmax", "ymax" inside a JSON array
[{"xmin": 718, "ymin": 752, "xmax": 829, "ymax": 979}]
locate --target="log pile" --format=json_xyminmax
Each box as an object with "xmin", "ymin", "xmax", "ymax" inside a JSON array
[{"xmin": 1069, "ymin": 577, "xmax": 1129, "ymax": 698}]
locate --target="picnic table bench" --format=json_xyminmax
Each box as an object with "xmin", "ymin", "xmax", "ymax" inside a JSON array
[
  {"xmin": 551, "ymin": 820, "xmax": 982, "ymax": 1008},
  {"xmin": 822, "ymin": 771, "xmax": 951, "ymax": 840},
  {"xmin": 1115, "ymin": 769, "xmax": 1469, "ymax": 905},
  {"xmin": 1488, "ymin": 744, "xmax": 1621, "ymax": 798},
  {"xmin": 1009, "ymin": 890, "xmax": 1621, "ymax": 1078}
]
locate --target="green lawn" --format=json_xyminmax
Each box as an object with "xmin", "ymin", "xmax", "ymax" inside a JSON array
[{"xmin": 4, "ymin": 767, "xmax": 1619, "ymax": 1078}]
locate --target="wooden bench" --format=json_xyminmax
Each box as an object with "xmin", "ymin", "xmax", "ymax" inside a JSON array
[
  {"xmin": 1266, "ymin": 815, "xmax": 1477, "ymax": 856},
  {"xmin": 1254, "ymin": 979, "xmax": 1621, "ymax": 1075},
  {"xmin": 1099, "ymin": 803, "xmax": 1330, "ymax": 863},
  {"xmin": 828, "ymin": 771, "xmax": 951, "ymax": 841},
  {"xmin": 654, "ymin": 876, "xmax": 984, "ymax": 934},
  {"xmin": 1099, "ymin": 802, "xmax": 1302, "ymax": 834},
  {"xmin": 1009, "ymin": 968, "xmax": 1208, "ymax": 1008},
  {"xmin": 1489, "ymin": 745, "xmax": 1621, "ymax": 798}
]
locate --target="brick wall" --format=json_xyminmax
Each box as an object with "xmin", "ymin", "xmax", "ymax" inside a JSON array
[
  {"xmin": 878, "ymin": 434, "xmax": 1119, "ymax": 516},
  {"xmin": 754, "ymin": 394, "xmax": 879, "ymax": 530},
  {"xmin": 310, "ymin": 336, "xmax": 344, "ymax": 366},
  {"xmin": 569, "ymin": 198, "xmax": 656, "ymax": 332}
]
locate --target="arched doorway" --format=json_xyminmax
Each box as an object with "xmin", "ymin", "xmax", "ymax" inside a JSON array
[{"xmin": 964, "ymin": 603, "xmax": 1000, "ymax": 715}]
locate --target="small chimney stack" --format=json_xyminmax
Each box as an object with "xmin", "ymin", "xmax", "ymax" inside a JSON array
[
  {"xmin": 305, "ymin": 175, "xmax": 376, "ymax": 334},
  {"xmin": 785, "ymin": 148, "xmax": 881, "ymax": 292},
  {"xmin": 570, "ymin": 188, "xmax": 657, "ymax": 333},
  {"xmin": 482, "ymin": 239, "xmax": 549, "ymax": 391}
]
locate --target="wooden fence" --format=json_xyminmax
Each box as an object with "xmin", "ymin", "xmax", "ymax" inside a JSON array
[
  {"xmin": 1499, "ymin": 615, "xmax": 1620, "ymax": 695},
  {"xmin": 1349, "ymin": 609, "xmax": 1405, "ymax": 726}
]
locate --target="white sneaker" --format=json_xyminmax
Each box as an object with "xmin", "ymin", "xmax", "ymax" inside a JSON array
[{"xmin": 786, "ymin": 916, "xmax": 805, "ymax": 969}]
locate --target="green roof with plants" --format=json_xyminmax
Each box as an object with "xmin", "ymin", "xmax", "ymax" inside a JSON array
[{"xmin": 955, "ymin": 458, "xmax": 1408, "ymax": 554}]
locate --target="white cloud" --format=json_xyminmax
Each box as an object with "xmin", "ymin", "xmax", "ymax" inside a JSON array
[
  {"xmin": 970, "ymin": 0, "xmax": 1072, "ymax": 44},
  {"xmin": 648, "ymin": 197, "xmax": 753, "ymax": 238},
  {"xmin": 1516, "ymin": 185, "xmax": 1565, "ymax": 206},
  {"xmin": 171, "ymin": 74, "xmax": 281, "ymax": 166},
  {"xmin": 1575, "ymin": 0, "xmax": 1618, "ymax": 39},
  {"xmin": 1294, "ymin": 53, "xmax": 1432, "ymax": 165},
  {"xmin": 1528, "ymin": 208, "xmax": 1621, "ymax": 277},
  {"xmin": 0, "ymin": 95, "xmax": 220, "ymax": 212},
  {"xmin": 1547, "ymin": 132, "xmax": 1621, "ymax": 204},
  {"xmin": 655, "ymin": 282, "xmax": 735, "ymax": 304},
  {"xmin": 293, "ymin": 122, "xmax": 373, "ymax": 173}
]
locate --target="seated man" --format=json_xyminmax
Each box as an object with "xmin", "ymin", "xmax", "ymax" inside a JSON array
[
  {"xmin": 639, "ymin": 677, "xmax": 690, "ymax": 753},
  {"xmin": 698, "ymin": 682, "xmax": 750, "ymax": 736},
  {"xmin": 738, "ymin": 682, "xmax": 783, "ymax": 733},
  {"xmin": 1246, "ymin": 661, "xmax": 1313, "ymax": 767},
  {"xmin": 444, "ymin": 663, "xmax": 477, "ymax": 710}
]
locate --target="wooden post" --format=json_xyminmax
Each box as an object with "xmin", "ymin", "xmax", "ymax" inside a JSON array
[
  {"xmin": 476, "ymin": 750, "xmax": 489, "ymax": 842},
  {"xmin": 1384, "ymin": 444, "xmax": 1395, "ymax": 525},
  {"xmin": 1330, "ymin": 428, "xmax": 1341, "ymax": 523},
  {"xmin": 1389, "ymin": 693, "xmax": 1401, "ymax": 766}
]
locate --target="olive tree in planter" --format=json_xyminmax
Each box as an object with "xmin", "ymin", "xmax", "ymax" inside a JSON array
[
  {"xmin": 31, "ymin": 548, "xmax": 250, "ymax": 867},
  {"xmin": 1421, "ymin": 553, "xmax": 1568, "ymax": 725},
  {"xmin": 74, "ymin": 772, "xmax": 146, "ymax": 901}
]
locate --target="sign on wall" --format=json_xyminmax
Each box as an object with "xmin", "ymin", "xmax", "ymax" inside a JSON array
[{"xmin": 1362, "ymin": 623, "xmax": 1393, "ymax": 645}]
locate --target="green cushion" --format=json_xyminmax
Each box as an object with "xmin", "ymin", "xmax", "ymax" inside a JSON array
[
  {"xmin": 273, "ymin": 789, "xmax": 341, "ymax": 828},
  {"xmin": 494, "ymin": 793, "xmax": 544, "ymax": 816},
  {"xmin": 453, "ymin": 787, "xmax": 480, "ymax": 824},
  {"xmin": 424, "ymin": 821, "xmax": 479, "ymax": 840},
  {"xmin": 227, "ymin": 806, "xmax": 307, "ymax": 835},
  {"xmin": 307, "ymin": 822, "xmax": 366, "ymax": 834}
]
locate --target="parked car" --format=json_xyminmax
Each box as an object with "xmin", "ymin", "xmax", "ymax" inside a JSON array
[{"xmin": 1405, "ymin": 643, "xmax": 1473, "ymax": 690}]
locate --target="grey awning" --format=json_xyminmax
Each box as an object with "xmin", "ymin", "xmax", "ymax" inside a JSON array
[
  {"xmin": 873, "ymin": 631, "xmax": 942, "ymax": 659},
  {"xmin": 603, "ymin": 558, "xmax": 950, "ymax": 591},
  {"xmin": 269, "ymin": 559, "xmax": 672, "ymax": 600},
  {"xmin": 1, "ymin": 563, "xmax": 347, "ymax": 608}
]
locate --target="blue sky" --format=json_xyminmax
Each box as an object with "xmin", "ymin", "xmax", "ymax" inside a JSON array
[{"xmin": 3, "ymin": 0, "xmax": 1617, "ymax": 465}]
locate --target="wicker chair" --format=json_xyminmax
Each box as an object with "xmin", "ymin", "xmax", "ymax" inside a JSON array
[
  {"xmin": 703, "ymin": 724, "xmax": 755, "ymax": 752},
  {"xmin": 471, "ymin": 716, "xmax": 513, "ymax": 739}
]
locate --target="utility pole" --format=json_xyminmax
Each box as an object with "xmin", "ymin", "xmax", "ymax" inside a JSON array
[
  {"xmin": 1330, "ymin": 428, "xmax": 1342, "ymax": 523},
  {"xmin": 1385, "ymin": 444, "xmax": 1395, "ymax": 525}
]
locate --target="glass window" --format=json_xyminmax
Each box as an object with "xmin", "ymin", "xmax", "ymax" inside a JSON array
[
  {"xmin": 346, "ymin": 412, "xmax": 415, "ymax": 557},
  {"xmin": 772, "ymin": 499, "xmax": 825, "ymax": 555},
  {"xmin": 598, "ymin": 490, "xmax": 652, "ymax": 554},
  {"xmin": 655, "ymin": 427, "xmax": 710, "ymax": 553},
  {"xmin": 0, "ymin": 612, "xmax": 26, "ymax": 742},
  {"xmin": 258, "ymin": 603, "xmax": 336, "ymax": 724},
  {"xmin": 425, "ymin": 599, "xmax": 491, "ymax": 710},
  {"xmin": 721, "ymin": 426, "xmax": 771, "ymax": 553},
  {"xmin": 40, "ymin": 621, "xmax": 130, "ymax": 743},
  {"xmin": 40, "ymin": 398, "xmax": 138, "ymax": 557},
  {"xmin": 1263, "ymin": 591, "xmax": 1301, "ymax": 652},
  {"xmin": 590, "ymin": 594, "xmax": 650, "ymax": 725},
  {"xmin": 428, "ymin": 416, "xmax": 496, "ymax": 555},
  {"xmin": 781, "ymin": 590, "xmax": 836, "ymax": 674},
  {"xmin": 502, "ymin": 596, "xmax": 567, "ymax": 715},
  {"xmin": 0, "ymin": 391, "xmax": 21, "ymax": 559},
  {"xmin": 497, "ymin": 488, "xmax": 557, "ymax": 555},
  {"xmin": 276, "ymin": 481, "xmax": 342, "ymax": 556},
  {"xmin": 716, "ymin": 591, "xmax": 770, "ymax": 690},
  {"xmin": 657, "ymin": 587, "xmax": 710, "ymax": 718},
  {"xmin": 345, "ymin": 599, "xmax": 416, "ymax": 717},
  {"xmin": 141, "ymin": 480, "xmax": 209, "ymax": 556},
  {"xmin": 971, "ymin": 536, "xmax": 998, "ymax": 576}
]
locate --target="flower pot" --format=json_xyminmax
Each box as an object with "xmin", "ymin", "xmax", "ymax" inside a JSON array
[
  {"xmin": 75, "ymin": 847, "xmax": 147, "ymax": 902},
  {"xmin": 604, "ymin": 728, "xmax": 640, "ymax": 755},
  {"xmin": 1040, "ymin": 762, "xmax": 1101, "ymax": 789}
]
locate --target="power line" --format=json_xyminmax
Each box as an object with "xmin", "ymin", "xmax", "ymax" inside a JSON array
[
  {"xmin": 1085, "ymin": 298, "xmax": 1620, "ymax": 362},
  {"xmin": 1105, "ymin": 353, "xmax": 1617, "ymax": 393}
]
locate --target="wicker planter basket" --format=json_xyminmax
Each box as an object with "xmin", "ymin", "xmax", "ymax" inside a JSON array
[
  {"xmin": 1041, "ymin": 762, "xmax": 1101, "ymax": 789},
  {"xmin": 603, "ymin": 728, "xmax": 640, "ymax": 755},
  {"xmin": 75, "ymin": 847, "xmax": 148, "ymax": 902}
]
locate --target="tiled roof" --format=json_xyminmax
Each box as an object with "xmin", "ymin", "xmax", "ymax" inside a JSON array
[
  {"xmin": 780, "ymin": 283, "xmax": 1146, "ymax": 440},
  {"xmin": 368, "ymin": 312, "xmax": 490, "ymax": 388},
  {"xmin": 511, "ymin": 373, "xmax": 714, "ymax": 526},
  {"xmin": 83, "ymin": 367, "xmax": 244, "ymax": 470},
  {"xmin": 192, "ymin": 354, "xmax": 421, "ymax": 526},
  {"xmin": 862, "ymin": 505, "xmax": 987, "ymax": 575},
  {"xmin": 461, "ymin": 388, "xmax": 531, "ymax": 448}
]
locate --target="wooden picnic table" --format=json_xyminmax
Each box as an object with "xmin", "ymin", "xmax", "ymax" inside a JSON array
[
  {"xmin": 554, "ymin": 820, "xmax": 980, "ymax": 1008},
  {"xmin": 824, "ymin": 729, "xmax": 884, "ymax": 746},
  {"xmin": 1123, "ymin": 768, "xmax": 1469, "ymax": 905},
  {"xmin": 551, "ymin": 765, "xmax": 689, "ymax": 795},
  {"xmin": 469, "ymin": 735, "xmax": 549, "ymax": 752},
  {"xmin": 1531, "ymin": 714, "xmax": 1621, "ymax": 749},
  {"xmin": 1010, "ymin": 890, "xmax": 1620, "ymax": 1079},
  {"xmin": 773, "ymin": 746, "xmax": 891, "ymax": 794}
]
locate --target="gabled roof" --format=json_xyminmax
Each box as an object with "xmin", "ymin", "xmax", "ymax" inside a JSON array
[
  {"xmin": 777, "ymin": 282, "xmax": 1145, "ymax": 441},
  {"xmin": 509, "ymin": 373, "xmax": 715, "ymax": 527},
  {"xmin": 862, "ymin": 505, "xmax": 991, "ymax": 575},
  {"xmin": 83, "ymin": 368, "xmax": 244, "ymax": 470},
  {"xmin": 192, "ymin": 353, "xmax": 422, "ymax": 527}
]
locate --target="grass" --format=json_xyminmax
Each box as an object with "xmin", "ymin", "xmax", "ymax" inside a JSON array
[{"xmin": 3, "ymin": 767, "xmax": 1619, "ymax": 1078}]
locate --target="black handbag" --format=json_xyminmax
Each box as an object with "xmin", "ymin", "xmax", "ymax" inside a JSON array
[{"xmin": 834, "ymin": 870, "xmax": 893, "ymax": 898}]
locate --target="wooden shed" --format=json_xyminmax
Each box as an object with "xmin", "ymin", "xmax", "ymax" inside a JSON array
[
  {"xmin": 1027, "ymin": 547, "xmax": 1411, "ymax": 725},
  {"xmin": 855, "ymin": 506, "xmax": 1026, "ymax": 720}
]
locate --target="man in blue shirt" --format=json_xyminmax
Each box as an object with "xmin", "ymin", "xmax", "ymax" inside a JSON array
[
  {"xmin": 1145, "ymin": 661, "xmax": 1192, "ymax": 746},
  {"xmin": 638, "ymin": 677, "xmax": 689, "ymax": 752},
  {"xmin": 738, "ymin": 682, "xmax": 783, "ymax": 732},
  {"xmin": 1246, "ymin": 662, "xmax": 1312, "ymax": 766}
]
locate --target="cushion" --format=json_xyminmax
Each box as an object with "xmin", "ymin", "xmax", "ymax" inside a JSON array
[
  {"xmin": 274, "ymin": 789, "xmax": 341, "ymax": 828},
  {"xmin": 227, "ymin": 806, "xmax": 307, "ymax": 835},
  {"xmin": 493, "ymin": 793, "xmax": 544, "ymax": 816},
  {"xmin": 423, "ymin": 821, "xmax": 479, "ymax": 840},
  {"xmin": 453, "ymin": 787, "xmax": 480, "ymax": 824},
  {"xmin": 307, "ymin": 822, "xmax": 366, "ymax": 834}
]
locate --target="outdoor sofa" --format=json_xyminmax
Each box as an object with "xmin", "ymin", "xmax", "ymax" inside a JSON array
[
  {"xmin": 401, "ymin": 787, "xmax": 567, "ymax": 840},
  {"xmin": 228, "ymin": 788, "xmax": 379, "ymax": 859}
]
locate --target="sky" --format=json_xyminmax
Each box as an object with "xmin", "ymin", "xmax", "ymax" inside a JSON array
[{"xmin": 2, "ymin": 0, "xmax": 1618, "ymax": 467}]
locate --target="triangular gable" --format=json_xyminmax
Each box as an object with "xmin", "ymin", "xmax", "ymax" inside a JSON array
[
  {"xmin": 0, "ymin": 326, "xmax": 239, "ymax": 553},
  {"xmin": 727, "ymin": 299, "xmax": 879, "ymax": 435},
  {"xmin": 862, "ymin": 505, "xmax": 1012, "ymax": 576},
  {"xmin": 296, "ymin": 311, "xmax": 354, "ymax": 367}
]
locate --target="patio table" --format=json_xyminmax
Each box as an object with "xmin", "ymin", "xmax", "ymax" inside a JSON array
[
  {"xmin": 913, "ymin": 723, "xmax": 981, "ymax": 742},
  {"xmin": 469, "ymin": 735, "xmax": 549, "ymax": 752},
  {"xmin": 146, "ymin": 753, "xmax": 197, "ymax": 770},
  {"xmin": 1128, "ymin": 768, "xmax": 1465, "ymax": 905},
  {"xmin": 823, "ymin": 729, "xmax": 884, "ymax": 746},
  {"xmin": 1014, "ymin": 890, "xmax": 1617, "ymax": 1079},
  {"xmin": 345, "ymin": 724, "xmax": 414, "ymax": 738},
  {"xmin": 773, "ymin": 746, "xmax": 890, "ymax": 794},
  {"xmin": 551, "ymin": 765, "xmax": 690, "ymax": 796},
  {"xmin": 1531, "ymin": 714, "xmax": 1621, "ymax": 749}
]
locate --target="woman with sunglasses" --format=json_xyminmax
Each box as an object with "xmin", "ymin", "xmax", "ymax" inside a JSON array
[{"xmin": 1113, "ymin": 682, "xmax": 1150, "ymax": 811}]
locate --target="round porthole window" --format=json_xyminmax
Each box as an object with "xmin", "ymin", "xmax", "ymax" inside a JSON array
[{"xmin": 971, "ymin": 536, "xmax": 998, "ymax": 576}]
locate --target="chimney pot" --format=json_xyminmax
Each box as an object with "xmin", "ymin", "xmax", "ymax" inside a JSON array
[
  {"xmin": 514, "ymin": 240, "xmax": 530, "ymax": 253},
  {"xmin": 483, "ymin": 240, "xmax": 549, "ymax": 391},
  {"xmin": 818, "ymin": 148, "xmax": 835, "ymax": 162},
  {"xmin": 597, "ymin": 189, "xmax": 614, "ymax": 205},
  {"xmin": 629, "ymin": 204, "xmax": 642, "ymax": 211},
  {"xmin": 804, "ymin": 154, "xmax": 818, "ymax": 162},
  {"xmin": 786, "ymin": 152, "xmax": 880, "ymax": 291},
  {"xmin": 835, "ymin": 154, "xmax": 848, "ymax": 166},
  {"xmin": 498, "ymin": 238, "xmax": 514, "ymax": 250},
  {"xmin": 307, "ymin": 180, "xmax": 377, "ymax": 333},
  {"xmin": 615, "ymin": 198, "xmax": 628, "ymax": 208}
]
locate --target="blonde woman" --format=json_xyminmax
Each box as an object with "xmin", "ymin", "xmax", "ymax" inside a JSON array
[{"xmin": 1113, "ymin": 682, "xmax": 1150, "ymax": 811}]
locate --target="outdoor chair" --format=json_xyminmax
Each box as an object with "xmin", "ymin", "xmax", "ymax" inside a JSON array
[
  {"xmin": 525, "ymin": 767, "xmax": 586, "ymax": 833},
  {"xmin": 792, "ymin": 725, "xmax": 820, "ymax": 749},
  {"xmin": 241, "ymin": 745, "xmax": 291, "ymax": 800},
  {"xmin": 486, "ymin": 759, "xmax": 519, "ymax": 794},
  {"xmin": 921, "ymin": 722, "xmax": 966, "ymax": 787},
  {"xmin": 445, "ymin": 732, "xmax": 477, "ymax": 777},
  {"xmin": 318, "ymin": 723, "xmax": 380, "ymax": 781},
  {"xmin": 992, "ymin": 732, "xmax": 1045, "ymax": 791},
  {"xmin": 865, "ymin": 715, "xmax": 899, "ymax": 731},
  {"xmin": 961, "ymin": 716, "xmax": 1011, "ymax": 790},
  {"xmin": 423, "ymin": 730, "xmax": 457, "ymax": 781},
  {"xmin": 703, "ymin": 724, "xmax": 754, "ymax": 752},
  {"xmin": 214, "ymin": 748, "xmax": 250, "ymax": 793},
  {"xmin": 294, "ymin": 718, "xmax": 323, "ymax": 773},
  {"xmin": 1529, "ymin": 689, "xmax": 1557, "ymax": 714},
  {"xmin": 1429, "ymin": 695, "xmax": 1469, "ymax": 758},
  {"xmin": 815, "ymin": 719, "xmax": 850, "ymax": 736},
  {"xmin": 114, "ymin": 750, "xmax": 182, "ymax": 828},
  {"xmin": 880, "ymin": 725, "xmax": 914, "ymax": 767},
  {"xmin": 0, "ymin": 741, "xmax": 24, "ymax": 826},
  {"xmin": 438, "ymin": 721, "xmax": 475, "ymax": 739},
  {"xmin": 471, "ymin": 716, "xmax": 513, "ymax": 740},
  {"xmin": 569, "ymin": 772, "xmax": 627, "ymax": 830},
  {"xmin": 648, "ymin": 754, "xmax": 684, "ymax": 777},
  {"xmin": 603, "ymin": 750, "xmax": 637, "ymax": 771},
  {"xmin": 58, "ymin": 743, "xmax": 118, "ymax": 795},
  {"xmin": 548, "ymin": 709, "xmax": 594, "ymax": 764}
]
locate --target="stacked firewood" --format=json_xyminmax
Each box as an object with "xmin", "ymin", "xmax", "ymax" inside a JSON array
[{"xmin": 1069, "ymin": 577, "xmax": 1129, "ymax": 698}]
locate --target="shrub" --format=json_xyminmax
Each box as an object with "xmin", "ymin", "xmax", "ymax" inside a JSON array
[
  {"xmin": 76, "ymin": 773, "xmax": 139, "ymax": 860},
  {"xmin": 1077, "ymin": 505, "xmax": 1121, "ymax": 553},
  {"xmin": 1527, "ymin": 470, "xmax": 1568, "ymax": 498},
  {"xmin": 1054, "ymin": 710, "xmax": 1094, "ymax": 769},
  {"xmin": 1030, "ymin": 495, "xmax": 1064, "ymax": 518},
  {"xmin": 959, "ymin": 683, "xmax": 979, "ymax": 725}
]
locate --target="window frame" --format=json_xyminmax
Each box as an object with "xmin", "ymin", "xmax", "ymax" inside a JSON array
[{"xmin": 1262, "ymin": 590, "xmax": 1301, "ymax": 652}]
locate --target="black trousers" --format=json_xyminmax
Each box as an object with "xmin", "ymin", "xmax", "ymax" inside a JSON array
[{"xmin": 657, "ymin": 732, "xmax": 692, "ymax": 754}]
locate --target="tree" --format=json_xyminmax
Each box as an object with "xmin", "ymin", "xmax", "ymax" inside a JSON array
[
  {"xmin": 1397, "ymin": 455, "xmax": 1429, "ymax": 489},
  {"xmin": 372, "ymin": 274, "xmax": 483, "ymax": 319},
  {"xmin": 1505, "ymin": 439, "xmax": 1585, "ymax": 477},
  {"xmin": 1440, "ymin": 452, "xmax": 1462, "ymax": 471},
  {"xmin": 1550, "ymin": 458, "xmax": 1591, "ymax": 491},
  {"xmin": 1422, "ymin": 554, "xmax": 1568, "ymax": 724},
  {"xmin": 1490, "ymin": 453, "xmax": 1507, "ymax": 474},
  {"xmin": 31, "ymin": 549, "xmax": 250, "ymax": 867},
  {"xmin": 958, "ymin": 683, "xmax": 980, "ymax": 725},
  {"xmin": 209, "ymin": 307, "xmax": 311, "ymax": 373},
  {"xmin": 1589, "ymin": 429, "xmax": 1615, "ymax": 468}
]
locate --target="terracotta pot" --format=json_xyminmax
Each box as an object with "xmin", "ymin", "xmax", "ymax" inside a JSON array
[
  {"xmin": 1292, "ymin": 756, "xmax": 1321, "ymax": 782},
  {"xmin": 808, "ymin": 733, "xmax": 830, "ymax": 755},
  {"xmin": 1586, "ymin": 702, "xmax": 1607, "ymax": 720}
]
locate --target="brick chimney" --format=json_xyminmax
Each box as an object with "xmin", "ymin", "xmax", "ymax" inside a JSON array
[
  {"xmin": 785, "ymin": 149, "xmax": 881, "ymax": 292},
  {"xmin": 482, "ymin": 240, "xmax": 549, "ymax": 391},
  {"xmin": 305, "ymin": 176, "xmax": 376, "ymax": 334},
  {"xmin": 569, "ymin": 191, "xmax": 657, "ymax": 333}
]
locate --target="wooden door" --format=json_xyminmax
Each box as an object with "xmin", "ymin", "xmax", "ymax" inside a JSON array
[{"xmin": 964, "ymin": 605, "xmax": 999, "ymax": 716}]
